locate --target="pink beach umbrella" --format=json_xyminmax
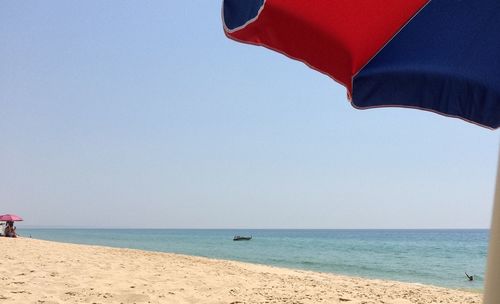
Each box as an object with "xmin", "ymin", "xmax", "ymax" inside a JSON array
[{"xmin": 0, "ymin": 214, "xmax": 23, "ymax": 222}]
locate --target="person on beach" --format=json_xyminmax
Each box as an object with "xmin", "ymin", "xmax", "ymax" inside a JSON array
[{"xmin": 4, "ymin": 221, "xmax": 17, "ymax": 238}]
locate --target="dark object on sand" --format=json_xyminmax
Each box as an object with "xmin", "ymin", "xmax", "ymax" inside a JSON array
[
  {"xmin": 233, "ymin": 235, "xmax": 252, "ymax": 241},
  {"xmin": 465, "ymin": 272, "xmax": 474, "ymax": 281}
]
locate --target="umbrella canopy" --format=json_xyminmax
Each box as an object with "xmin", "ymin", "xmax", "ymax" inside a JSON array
[
  {"xmin": 222, "ymin": 0, "xmax": 500, "ymax": 129},
  {"xmin": 0, "ymin": 214, "xmax": 23, "ymax": 222}
]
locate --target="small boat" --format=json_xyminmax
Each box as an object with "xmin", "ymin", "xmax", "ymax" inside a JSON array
[{"xmin": 233, "ymin": 235, "xmax": 252, "ymax": 241}]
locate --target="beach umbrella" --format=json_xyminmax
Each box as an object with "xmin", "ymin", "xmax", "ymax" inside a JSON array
[
  {"xmin": 222, "ymin": 0, "xmax": 500, "ymax": 302},
  {"xmin": 223, "ymin": 0, "xmax": 499, "ymax": 129},
  {"xmin": 0, "ymin": 214, "xmax": 23, "ymax": 222}
]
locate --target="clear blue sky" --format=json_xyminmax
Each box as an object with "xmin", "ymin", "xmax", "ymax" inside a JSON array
[{"xmin": 1, "ymin": 1, "xmax": 498, "ymax": 228}]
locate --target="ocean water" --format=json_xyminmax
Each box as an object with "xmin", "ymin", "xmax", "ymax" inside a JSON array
[{"xmin": 20, "ymin": 229, "xmax": 487, "ymax": 291}]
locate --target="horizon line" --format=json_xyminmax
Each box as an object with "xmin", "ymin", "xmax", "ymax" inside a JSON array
[{"xmin": 18, "ymin": 226, "xmax": 490, "ymax": 230}]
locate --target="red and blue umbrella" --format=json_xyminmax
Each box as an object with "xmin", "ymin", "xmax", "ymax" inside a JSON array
[
  {"xmin": 222, "ymin": 0, "xmax": 499, "ymax": 129},
  {"xmin": 222, "ymin": 0, "xmax": 500, "ymax": 302}
]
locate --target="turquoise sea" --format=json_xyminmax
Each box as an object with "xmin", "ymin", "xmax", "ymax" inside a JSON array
[{"xmin": 20, "ymin": 229, "xmax": 487, "ymax": 291}]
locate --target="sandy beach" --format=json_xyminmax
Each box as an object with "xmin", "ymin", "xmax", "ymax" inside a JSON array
[{"xmin": 0, "ymin": 237, "xmax": 482, "ymax": 304}]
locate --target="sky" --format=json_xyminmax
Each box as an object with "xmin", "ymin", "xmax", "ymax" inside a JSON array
[{"xmin": 1, "ymin": 1, "xmax": 498, "ymax": 229}]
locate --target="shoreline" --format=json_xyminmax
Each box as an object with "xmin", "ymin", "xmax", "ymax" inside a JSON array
[
  {"xmin": 13, "ymin": 235, "xmax": 485, "ymax": 294},
  {"xmin": 16, "ymin": 236, "xmax": 484, "ymax": 293},
  {"xmin": 1, "ymin": 237, "xmax": 482, "ymax": 304}
]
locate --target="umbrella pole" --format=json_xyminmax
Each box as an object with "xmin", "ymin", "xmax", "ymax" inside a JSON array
[{"xmin": 484, "ymin": 149, "xmax": 500, "ymax": 304}]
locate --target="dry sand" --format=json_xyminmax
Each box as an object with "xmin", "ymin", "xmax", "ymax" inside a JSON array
[{"xmin": 0, "ymin": 237, "xmax": 482, "ymax": 304}]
